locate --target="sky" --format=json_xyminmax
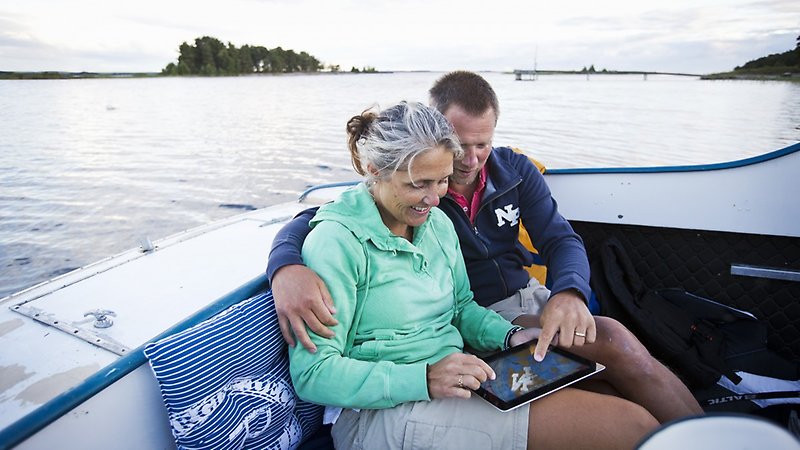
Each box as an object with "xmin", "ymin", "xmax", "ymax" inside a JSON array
[{"xmin": 1, "ymin": 0, "xmax": 798, "ymax": 74}]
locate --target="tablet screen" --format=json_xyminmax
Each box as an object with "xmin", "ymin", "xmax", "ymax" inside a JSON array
[{"xmin": 475, "ymin": 339, "xmax": 604, "ymax": 411}]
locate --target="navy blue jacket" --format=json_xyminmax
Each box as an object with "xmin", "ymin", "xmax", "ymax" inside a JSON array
[{"xmin": 267, "ymin": 146, "xmax": 591, "ymax": 308}]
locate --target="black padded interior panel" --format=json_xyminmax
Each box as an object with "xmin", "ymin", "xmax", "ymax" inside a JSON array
[{"xmin": 572, "ymin": 221, "xmax": 800, "ymax": 362}]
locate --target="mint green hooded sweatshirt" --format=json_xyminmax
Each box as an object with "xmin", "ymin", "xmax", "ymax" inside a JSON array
[{"xmin": 289, "ymin": 183, "xmax": 515, "ymax": 409}]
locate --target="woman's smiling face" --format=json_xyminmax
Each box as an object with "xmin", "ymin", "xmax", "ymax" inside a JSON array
[{"xmin": 371, "ymin": 145, "xmax": 454, "ymax": 238}]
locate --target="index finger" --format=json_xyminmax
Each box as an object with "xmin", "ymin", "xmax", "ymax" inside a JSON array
[
  {"xmin": 302, "ymin": 310, "xmax": 336, "ymax": 339},
  {"xmin": 534, "ymin": 325, "xmax": 557, "ymax": 361},
  {"xmin": 310, "ymin": 292, "xmax": 338, "ymax": 327},
  {"xmin": 470, "ymin": 356, "xmax": 496, "ymax": 381},
  {"xmin": 317, "ymin": 280, "xmax": 337, "ymax": 316}
]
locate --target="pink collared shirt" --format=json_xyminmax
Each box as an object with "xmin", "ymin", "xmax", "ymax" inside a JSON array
[{"xmin": 447, "ymin": 165, "xmax": 488, "ymax": 223}]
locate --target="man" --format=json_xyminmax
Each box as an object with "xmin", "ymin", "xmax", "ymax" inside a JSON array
[{"xmin": 267, "ymin": 71, "xmax": 702, "ymax": 422}]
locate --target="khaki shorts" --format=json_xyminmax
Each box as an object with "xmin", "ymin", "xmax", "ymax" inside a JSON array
[
  {"xmin": 331, "ymin": 395, "xmax": 528, "ymax": 450},
  {"xmin": 488, "ymin": 277, "xmax": 551, "ymax": 323}
]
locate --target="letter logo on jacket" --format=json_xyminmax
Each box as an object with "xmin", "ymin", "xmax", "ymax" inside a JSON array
[{"xmin": 495, "ymin": 204, "xmax": 520, "ymax": 227}]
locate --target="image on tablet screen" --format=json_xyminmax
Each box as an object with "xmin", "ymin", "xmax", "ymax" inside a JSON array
[{"xmin": 481, "ymin": 345, "xmax": 590, "ymax": 402}]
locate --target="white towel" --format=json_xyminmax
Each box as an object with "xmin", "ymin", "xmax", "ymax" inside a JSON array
[{"xmin": 718, "ymin": 371, "xmax": 800, "ymax": 407}]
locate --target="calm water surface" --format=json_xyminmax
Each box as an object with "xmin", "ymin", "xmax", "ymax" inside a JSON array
[{"xmin": 1, "ymin": 72, "xmax": 799, "ymax": 298}]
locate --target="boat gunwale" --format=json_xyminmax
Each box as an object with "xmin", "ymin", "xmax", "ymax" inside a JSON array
[{"xmin": 545, "ymin": 141, "xmax": 800, "ymax": 175}]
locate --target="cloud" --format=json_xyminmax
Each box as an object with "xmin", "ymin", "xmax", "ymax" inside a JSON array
[
  {"xmin": 0, "ymin": 15, "xmax": 42, "ymax": 49},
  {"xmin": 0, "ymin": 15, "xmax": 64, "ymax": 69},
  {"xmin": 0, "ymin": 0, "xmax": 797, "ymax": 73},
  {"xmin": 522, "ymin": 3, "xmax": 798, "ymax": 73}
]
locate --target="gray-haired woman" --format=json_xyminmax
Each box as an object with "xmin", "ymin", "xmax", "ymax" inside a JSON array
[{"xmin": 288, "ymin": 101, "xmax": 656, "ymax": 449}]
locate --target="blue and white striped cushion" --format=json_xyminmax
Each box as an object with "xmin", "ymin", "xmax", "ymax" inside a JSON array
[{"xmin": 144, "ymin": 290, "xmax": 322, "ymax": 450}]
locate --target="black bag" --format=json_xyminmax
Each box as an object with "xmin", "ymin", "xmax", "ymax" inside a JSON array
[{"xmin": 590, "ymin": 237, "xmax": 764, "ymax": 388}]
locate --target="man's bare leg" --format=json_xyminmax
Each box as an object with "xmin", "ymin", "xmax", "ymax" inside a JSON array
[{"xmin": 513, "ymin": 314, "xmax": 704, "ymax": 423}]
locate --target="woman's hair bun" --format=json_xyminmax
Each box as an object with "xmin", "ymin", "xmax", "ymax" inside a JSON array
[
  {"xmin": 346, "ymin": 109, "xmax": 378, "ymax": 175},
  {"xmin": 346, "ymin": 111, "xmax": 376, "ymax": 143}
]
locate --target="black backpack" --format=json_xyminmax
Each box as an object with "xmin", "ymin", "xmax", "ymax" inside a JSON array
[{"xmin": 590, "ymin": 237, "xmax": 766, "ymax": 388}]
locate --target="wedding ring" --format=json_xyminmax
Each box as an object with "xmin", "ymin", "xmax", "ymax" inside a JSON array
[
  {"xmin": 574, "ymin": 331, "xmax": 587, "ymax": 338},
  {"xmin": 458, "ymin": 374, "xmax": 464, "ymax": 389}
]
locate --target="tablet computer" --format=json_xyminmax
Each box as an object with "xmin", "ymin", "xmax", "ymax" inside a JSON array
[{"xmin": 475, "ymin": 339, "xmax": 605, "ymax": 412}]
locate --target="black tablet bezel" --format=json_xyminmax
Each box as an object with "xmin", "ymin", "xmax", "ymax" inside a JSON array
[{"xmin": 474, "ymin": 339, "xmax": 604, "ymax": 412}]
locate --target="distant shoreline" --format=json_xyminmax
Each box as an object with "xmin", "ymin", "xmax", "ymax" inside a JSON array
[
  {"xmin": 1, "ymin": 69, "xmax": 702, "ymax": 81},
  {"xmin": 4, "ymin": 69, "xmax": 798, "ymax": 82},
  {"xmin": 700, "ymin": 71, "xmax": 800, "ymax": 81},
  {"xmin": 0, "ymin": 71, "xmax": 160, "ymax": 80},
  {"xmin": 511, "ymin": 69, "xmax": 798, "ymax": 82},
  {"xmin": 511, "ymin": 69, "xmax": 702, "ymax": 77},
  {"xmin": 0, "ymin": 70, "xmax": 401, "ymax": 80}
]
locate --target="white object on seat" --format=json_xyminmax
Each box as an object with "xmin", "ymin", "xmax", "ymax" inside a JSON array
[{"xmin": 636, "ymin": 413, "xmax": 800, "ymax": 450}]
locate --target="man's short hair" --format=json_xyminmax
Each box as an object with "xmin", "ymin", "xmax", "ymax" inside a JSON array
[{"xmin": 429, "ymin": 71, "xmax": 499, "ymax": 121}]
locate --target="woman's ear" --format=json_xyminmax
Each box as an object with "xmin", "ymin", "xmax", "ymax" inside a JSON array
[{"xmin": 366, "ymin": 163, "xmax": 381, "ymax": 179}]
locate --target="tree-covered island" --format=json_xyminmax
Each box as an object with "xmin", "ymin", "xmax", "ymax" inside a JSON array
[
  {"xmin": 161, "ymin": 36, "xmax": 322, "ymax": 76},
  {"xmin": 0, "ymin": 35, "xmax": 375, "ymax": 79},
  {"xmin": 703, "ymin": 34, "xmax": 799, "ymax": 80}
]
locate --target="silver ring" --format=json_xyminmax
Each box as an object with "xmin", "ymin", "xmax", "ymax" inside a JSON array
[
  {"xmin": 458, "ymin": 374, "xmax": 464, "ymax": 389},
  {"xmin": 575, "ymin": 331, "xmax": 587, "ymax": 338}
]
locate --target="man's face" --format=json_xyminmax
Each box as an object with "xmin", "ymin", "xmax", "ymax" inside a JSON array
[{"xmin": 443, "ymin": 105, "xmax": 496, "ymax": 187}]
